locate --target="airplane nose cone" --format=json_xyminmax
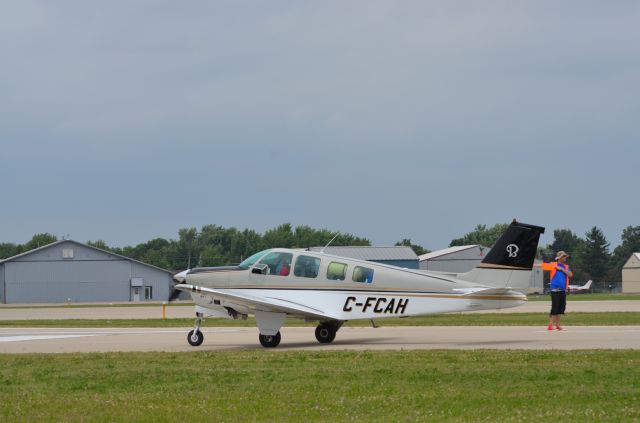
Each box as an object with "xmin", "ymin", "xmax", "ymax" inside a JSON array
[{"xmin": 173, "ymin": 269, "xmax": 189, "ymax": 283}]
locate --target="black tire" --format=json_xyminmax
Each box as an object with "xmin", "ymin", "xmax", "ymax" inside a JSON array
[
  {"xmin": 187, "ymin": 329, "xmax": 204, "ymax": 346},
  {"xmin": 259, "ymin": 332, "xmax": 281, "ymax": 348},
  {"xmin": 315, "ymin": 324, "xmax": 337, "ymax": 343}
]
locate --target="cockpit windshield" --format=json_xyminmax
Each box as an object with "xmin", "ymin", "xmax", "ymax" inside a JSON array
[{"xmin": 238, "ymin": 249, "xmax": 273, "ymax": 270}]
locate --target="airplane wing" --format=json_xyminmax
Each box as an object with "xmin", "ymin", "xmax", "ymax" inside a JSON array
[{"xmin": 175, "ymin": 284, "xmax": 335, "ymax": 320}]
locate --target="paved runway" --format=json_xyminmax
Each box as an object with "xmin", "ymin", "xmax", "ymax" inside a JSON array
[
  {"xmin": 1, "ymin": 326, "xmax": 639, "ymax": 353},
  {"xmin": 1, "ymin": 300, "xmax": 639, "ymax": 320}
]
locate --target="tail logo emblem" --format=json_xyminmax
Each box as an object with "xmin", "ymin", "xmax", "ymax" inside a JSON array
[{"xmin": 506, "ymin": 244, "xmax": 519, "ymax": 258}]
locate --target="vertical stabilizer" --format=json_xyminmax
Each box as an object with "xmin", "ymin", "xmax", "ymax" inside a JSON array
[
  {"xmin": 478, "ymin": 220, "xmax": 545, "ymax": 270},
  {"xmin": 458, "ymin": 220, "xmax": 545, "ymax": 291}
]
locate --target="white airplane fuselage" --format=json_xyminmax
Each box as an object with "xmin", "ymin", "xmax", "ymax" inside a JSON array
[{"xmin": 183, "ymin": 249, "xmax": 526, "ymax": 321}]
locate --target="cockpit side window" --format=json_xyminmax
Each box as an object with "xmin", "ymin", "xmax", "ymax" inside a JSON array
[
  {"xmin": 352, "ymin": 266, "xmax": 374, "ymax": 283},
  {"xmin": 239, "ymin": 249, "xmax": 272, "ymax": 270},
  {"xmin": 327, "ymin": 262, "xmax": 347, "ymax": 281},
  {"xmin": 258, "ymin": 252, "xmax": 293, "ymax": 276},
  {"xmin": 294, "ymin": 255, "xmax": 321, "ymax": 278}
]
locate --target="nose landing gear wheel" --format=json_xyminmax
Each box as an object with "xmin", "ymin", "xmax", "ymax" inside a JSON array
[
  {"xmin": 259, "ymin": 332, "xmax": 281, "ymax": 348},
  {"xmin": 315, "ymin": 323, "xmax": 337, "ymax": 343},
  {"xmin": 188, "ymin": 329, "xmax": 204, "ymax": 346}
]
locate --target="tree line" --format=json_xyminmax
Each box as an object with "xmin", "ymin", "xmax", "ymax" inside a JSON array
[
  {"xmin": 0, "ymin": 224, "xmax": 371, "ymax": 272},
  {"xmin": 2, "ymin": 222, "xmax": 638, "ymax": 288}
]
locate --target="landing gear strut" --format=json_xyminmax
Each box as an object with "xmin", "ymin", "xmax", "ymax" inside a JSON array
[
  {"xmin": 315, "ymin": 321, "xmax": 343, "ymax": 344},
  {"xmin": 187, "ymin": 312, "xmax": 204, "ymax": 346}
]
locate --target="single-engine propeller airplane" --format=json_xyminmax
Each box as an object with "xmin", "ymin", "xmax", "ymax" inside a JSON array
[
  {"xmin": 174, "ymin": 220, "xmax": 545, "ymax": 348},
  {"xmin": 568, "ymin": 280, "xmax": 593, "ymax": 293}
]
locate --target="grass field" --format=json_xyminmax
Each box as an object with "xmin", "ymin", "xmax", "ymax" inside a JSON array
[
  {"xmin": 1, "ymin": 312, "xmax": 639, "ymax": 328},
  {"xmin": 0, "ymin": 350, "xmax": 638, "ymax": 421}
]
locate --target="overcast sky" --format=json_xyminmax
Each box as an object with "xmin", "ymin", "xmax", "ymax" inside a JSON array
[{"xmin": 1, "ymin": 1, "xmax": 638, "ymax": 250}]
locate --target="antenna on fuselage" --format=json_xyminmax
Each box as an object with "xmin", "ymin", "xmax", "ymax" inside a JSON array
[{"xmin": 320, "ymin": 233, "xmax": 340, "ymax": 254}]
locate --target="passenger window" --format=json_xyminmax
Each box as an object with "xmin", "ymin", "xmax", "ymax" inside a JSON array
[
  {"xmin": 327, "ymin": 262, "xmax": 347, "ymax": 281},
  {"xmin": 352, "ymin": 266, "xmax": 374, "ymax": 283},
  {"xmin": 294, "ymin": 255, "xmax": 321, "ymax": 278},
  {"xmin": 259, "ymin": 252, "xmax": 293, "ymax": 276}
]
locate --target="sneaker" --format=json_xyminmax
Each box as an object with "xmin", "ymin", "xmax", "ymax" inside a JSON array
[
  {"xmin": 555, "ymin": 326, "xmax": 563, "ymax": 331},
  {"xmin": 547, "ymin": 324, "xmax": 553, "ymax": 331}
]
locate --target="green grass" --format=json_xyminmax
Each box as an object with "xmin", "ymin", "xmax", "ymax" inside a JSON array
[
  {"xmin": 1, "ymin": 312, "xmax": 640, "ymax": 327},
  {"xmin": 528, "ymin": 293, "xmax": 640, "ymax": 301},
  {"xmin": 0, "ymin": 350, "xmax": 638, "ymax": 421}
]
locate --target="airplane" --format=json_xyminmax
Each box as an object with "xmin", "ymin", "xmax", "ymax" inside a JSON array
[
  {"xmin": 174, "ymin": 220, "xmax": 545, "ymax": 348},
  {"xmin": 568, "ymin": 280, "xmax": 592, "ymax": 293}
]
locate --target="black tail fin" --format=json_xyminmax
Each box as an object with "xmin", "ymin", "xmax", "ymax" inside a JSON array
[{"xmin": 479, "ymin": 220, "xmax": 545, "ymax": 270}]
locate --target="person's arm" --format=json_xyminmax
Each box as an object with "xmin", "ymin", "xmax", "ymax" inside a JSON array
[{"xmin": 559, "ymin": 265, "xmax": 573, "ymax": 278}]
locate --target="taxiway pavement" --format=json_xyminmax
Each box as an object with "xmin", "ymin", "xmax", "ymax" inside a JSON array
[{"xmin": 1, "ymin": 326, "xmax": 639, "ymax": 353}]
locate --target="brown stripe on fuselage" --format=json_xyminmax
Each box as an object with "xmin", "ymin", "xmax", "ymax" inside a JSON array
[
  {"xmin": 477, "ymin": 263, "xmax": 530, "ymax": 270},
  {"xmin": 208, "ymin": 286, "xmax": 525, "ymax": 301}
]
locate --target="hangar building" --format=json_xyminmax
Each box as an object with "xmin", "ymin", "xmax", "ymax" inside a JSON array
[
  {"xmin": 309, "ymin": 246, "xmax": 419, "ymax": 269},
  {"xmin": 0, "ymin": 240, "xmax": 174, "ymax": 304},
  {"xmin": 622, "ymin": 253, "xmax": 640, "ymax": 293},
  {"xmin": 419, "ymin": 245, "xmax": 544, "ymax": 294}
]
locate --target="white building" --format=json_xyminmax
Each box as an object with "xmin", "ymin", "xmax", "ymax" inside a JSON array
[{"xmin": 622, "ymin": 253, "xmax": 640, "ymax": 293}]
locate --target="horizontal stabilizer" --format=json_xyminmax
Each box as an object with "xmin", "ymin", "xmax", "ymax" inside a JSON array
[{"xmin": 453, "ymin": 287, "xmax": 527, "ymax": 298}]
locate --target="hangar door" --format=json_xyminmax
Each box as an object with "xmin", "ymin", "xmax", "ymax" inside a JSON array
[{"xmin": 4, "ymin": 260, "xmax": 132, "ymax": 303}]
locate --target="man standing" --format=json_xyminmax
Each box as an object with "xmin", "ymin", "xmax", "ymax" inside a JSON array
[{"xmin": 544, "ymin": 251, "xmax": 573, "ymax": 330}]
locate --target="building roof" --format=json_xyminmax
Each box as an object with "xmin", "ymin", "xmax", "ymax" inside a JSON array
[
  {"xmin": 308, "ymin": 246, "xmax": 418, "ymax": 261},
  {"xmin": 418, "ymin": 245, "xmax": 480, "ymax": 261},
  {"xmin": 0, "ymin": 239, "xmax": 173, "ymax": 274}
]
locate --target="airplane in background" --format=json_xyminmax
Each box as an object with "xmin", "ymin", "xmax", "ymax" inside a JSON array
[
  {"xmin": 568, "ymin": 280, "xmax": 593, "ymax": 293},
  {"xmin": 174, "ymin": 220, "xmax": 545, "ymax": 348}
]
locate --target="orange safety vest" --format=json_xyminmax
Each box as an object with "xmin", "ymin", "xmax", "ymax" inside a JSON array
[{"xmin": 540, "ymin": 261, "xmax": 570, "ymax": 289}]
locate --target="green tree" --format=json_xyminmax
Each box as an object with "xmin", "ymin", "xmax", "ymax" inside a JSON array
[
  {"xmin": 87, "ymin": 240, "xmax": 110, "ymax": 250},
  {"xmin": 0, "ymin": 243, "xmax": 22, "ymax": 259},
  {"xmin": 263, "ymin": 223, "xmax": 295, "ymax": 248},
  {"xmin": 449, "ymin": 223, "xmax": 509, "ymax": 247},
  {"xmin": 550, "ymin": 229, "xmax": 584, "ymax": 257},
  {"xmin": 332, "ymin": 233, "xmax": 370, "ymax": 247},
  {"xmin": 236, "ymin": 229, "xmax": 265, "ymax": 262},
  {"xmin": 178, "ymin": 228, "xmax": 198, "ymax": 269},
  {"xmin": 582, "ymin": 227, "xmax": 610, "ymax": 286},
  {"xmin": 395, "ymin": 239, "xmax": 429, "ymax": 256},
  {"xmin": 25, "ymin": 233, "xmax": 58, "ymax": 250},
  {"xmin": 293, "ymin": 225, "xmax": 326, "ymax": 248},
  {"xmin": 199, "ymin": 245, "xmax": 226, "ymax": 267}
]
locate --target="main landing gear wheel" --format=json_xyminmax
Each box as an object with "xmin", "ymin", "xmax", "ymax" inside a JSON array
[
  {"xmin": 315, "ymin": 323, "xmax": 337, "ymax": 344},
  {"xmin": 187, "ymin": 329, "xmax": 204, "ymax": 346},
  {"xmin": 259, "ymin": 332, "xmax": 281, "ymax": 348}
]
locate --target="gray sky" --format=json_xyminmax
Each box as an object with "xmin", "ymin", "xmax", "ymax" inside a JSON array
[{"xmin": 1, "ymin": 1, "xmax": 638, "ymax": 250}]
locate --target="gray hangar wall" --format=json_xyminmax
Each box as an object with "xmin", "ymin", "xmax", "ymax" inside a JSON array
[{"xmin": 0, "ymin": 241, "xmax": 173, "ymax": 304}]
